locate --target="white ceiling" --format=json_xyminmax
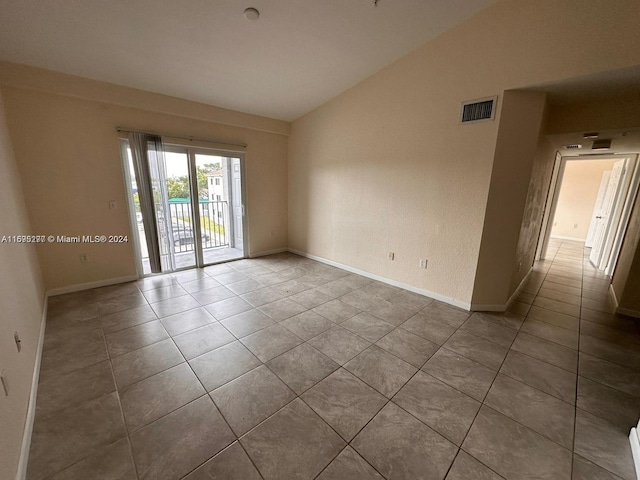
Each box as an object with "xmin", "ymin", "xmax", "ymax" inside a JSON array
[{"xmin": 0, "ymin": 0, "xmax": 495, "ymax": 121}]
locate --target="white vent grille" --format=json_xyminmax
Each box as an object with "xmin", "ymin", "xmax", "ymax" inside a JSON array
[
  {"xmin": 461, "ymin": 96, "xmax": 497, "ymax": 123},
  {"xmin": 564, "ymin": 144, "xmax": 582, "ymax": 150}
]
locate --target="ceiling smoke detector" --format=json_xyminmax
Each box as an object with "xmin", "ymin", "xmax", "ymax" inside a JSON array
[{"xmin": 243, "ymin": 7, "xmax": 260, "ymax": 20}]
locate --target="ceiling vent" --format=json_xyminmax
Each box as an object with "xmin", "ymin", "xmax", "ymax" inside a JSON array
[
  {"xmin": 592, "ymin": 139, "xmax": 612, "ymax": 150},
  {"xmin": 564, "ymin": 144, "xmax": 582, "ymax": 150},
  {"xmin": 460, "ymin": 96, "xmax": 497, "ymax": 124}
]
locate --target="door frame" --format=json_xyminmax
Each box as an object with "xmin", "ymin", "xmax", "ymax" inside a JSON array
[
  {"xmin": 120, "ymin": 139, "xmax": 249, "ymax": 276},
  {"xmin": 536, "ymin": 152, "xmax": 639, "ymax": 277}
]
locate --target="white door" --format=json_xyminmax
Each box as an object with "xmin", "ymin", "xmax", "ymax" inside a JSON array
[
  {"xmin": 230, "ymin": 158, "xmax": 244, "ymax": 252},
  {"xmin": 585, "ymin": 170, "xmax": 611, "ymax": 248},
  {"xmin": 589, "ymin": 160, "xmax": 625, "ymax": 266}
]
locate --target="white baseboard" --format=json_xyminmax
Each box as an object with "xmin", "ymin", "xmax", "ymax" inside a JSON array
[
  {"xmin": 15, "ymin": 293, "xmax": 48, "ymax": 480},
  {"xmin": 617, "ymin": 306, "xmax": 640, "ymax": 320},
  {"xmin": 550, "ymin": 235, "xmax": 587, "ymax": 242},
  {"xmin": 288, "ymin": 248, "xmax": 472, "ymax": 311},
  {"xmin": 249, "ymin": 248, "xmax": 288, "ymax": 258},
  {"xmin": 46, "ymin": 275, "xmax": 138, "ymax": 297},
  {"xmin": 630, "ymin": 425, "xmax": 640, "ymax": 479},
  {"xmin": 469, "ymin": 303, "xmax": 507, "ymax": 312},
  {"xmin": 468, "ymin": 266, "xmax": 533, "ymax": 313}
]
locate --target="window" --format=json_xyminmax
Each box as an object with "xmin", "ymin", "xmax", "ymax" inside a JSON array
[
  {"xmin": 215, "ymin": 177, "xmax": 221, "ymax": 186},
  {"xmin": 216, "ymin": 194, "xmax": 222, "ymax": 201}
]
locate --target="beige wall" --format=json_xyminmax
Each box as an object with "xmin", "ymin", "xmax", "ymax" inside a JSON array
[
  {"xmin": 288, "ymin": 0, "xmax": 640, "ymax": 306},
  {"xmin": 0, "ymin": 91, "xmax": 45, "ymax": 479},
  {"xmin": 0, "ymin": 67, "xmax": 289, "ymax": 290},
  {"xmin": 471, "ymin": 90, "xmax": 547, "ymax": 307},
  {"xmin": 551, "ymin": 159, "xmax": 617, "ymax": 240},
  {"xmin": 509, "ymin": 133, "xmax": 556, "ymax": 294}
]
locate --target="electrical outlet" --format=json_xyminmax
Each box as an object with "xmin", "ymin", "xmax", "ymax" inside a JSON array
[
  {"xmin": 14, "ymin": 332, "xmax": 21, "ymax": 352},
  {"xmin": 80, "ymin": 253, "xmax": 89, "ymax": 263},
  {"xmin": 388, "ymin": 252, "xmax": 394, "ymax": 260},
  {"xmin": 419, "ymin": 259, "xmax": 428, "ymax": 269}
]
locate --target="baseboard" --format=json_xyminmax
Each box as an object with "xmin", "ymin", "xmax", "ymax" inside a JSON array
[
  {"xmin": 469, "ymin": 303, "xmax": 507, "ymax": 312},
  {"xmin": 15, "ymin": 293, "xmax": 48, "ymax": 480},
  {"xmin": 249, "ymin": 248, "xmax": 288, "ymax": 258},
  {"xmin": 288, "ymin": 248, "xmax": 472, "ymax": 311},
  {"xmin": 630, "ymin": 424, "xmax": 640, "ymax": 479},
  {"xmin": 550, "ymin": 235, "xmax": 587, "ymax": 242},
  {"xmin": 506, "ymin": 267, "xmax": 534, "ymax": 307},
  {"xmin": 616, "ymin": 306, "xmax": 640, "ymax": 320},
  {"xmin": 46, "ymin": 275, "xmax": 138, "ymax": 297}
]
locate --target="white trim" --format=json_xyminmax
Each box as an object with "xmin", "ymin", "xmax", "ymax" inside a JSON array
[
  {"xmin": 15, "ymin": 294, "xmax": 48, "ymax": 480},
  {"xmin": 549, "ymin": 234, "xmax": 586, "ymax": 242},
  {"xmin": 288, "ymin": 248, "xmax": 472, "ymax": 311},
  {"xmin": 609, "ymin": 284, "xmax": 619, "ymax": 309},
  {"xmin": 507, "ymin": 266, "xmax": 533, "ymax": 307},
  {"xmin": 250, "ymin": 248, "xmax": 288, "ymax": 258},
  {"xmin": 616, "ymin": 306, "xmax": 640, "ymax": 320},
  {"xmin": 47, "ymin": 275, "xmax": 138, "ymax": 297},
  {"xmin": 469, "ymin": 304, "xmax": 506, "ymax": 312},
  {"xmin": 630, "ymin": 426, "xmax": 640, "ymax": 479}
]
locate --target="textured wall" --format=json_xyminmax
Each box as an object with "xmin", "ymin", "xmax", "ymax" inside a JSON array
[{"xmin": 0, "ymin": 91, "xmax": 45, "ymax": 480}]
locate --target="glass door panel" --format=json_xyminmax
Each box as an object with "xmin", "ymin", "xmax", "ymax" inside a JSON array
[
  {"xmin": 194, "ymin": 153, "xmax": 243, "ymax": 264},
  {"xmin": 164, "ymin": 148, "xmax": 197, "ymax": 270}
]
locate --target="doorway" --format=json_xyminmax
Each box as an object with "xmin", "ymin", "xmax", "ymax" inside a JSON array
[
  {"xmin": 121, "ymin": 141, "xmax": 247, "ymax": 275},
  {"xmin": 539, "ymin": 154, "xmax": 640, "ymax": 276}
]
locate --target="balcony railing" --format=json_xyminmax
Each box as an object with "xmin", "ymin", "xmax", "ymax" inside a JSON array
[{"xmin": 161, "ymin": 200, "xmax": 230, "ymax": 253}]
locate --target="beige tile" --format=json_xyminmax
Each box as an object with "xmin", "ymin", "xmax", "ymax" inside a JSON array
[
  {"xmin": 104, "ymin": 320, "xmax": 169, "ymax": 357},
  {"xmin": 345, "ymin": 345, "xmax": 417, "ymax": 398},
  {"xmin": 183, "ymin": 442, "xmax": 262, "ymax": 480},
  {"xmin": 111, "ymin": 339, "xmax": 184, "ymax": 388},
  {"xmin": 35, "ymin": 360, "xmax": 115, "ymax": 420},
  {"xmin": 352, "ymin": 402, "xmax": 457, "ymax": 480},
  {"xmin": 189, "ymin": 340, "xmax": 261, "ymax": 391},
  {"xmin": 120, "ymin": 362, "xmax": 204, "ymax": 432},
  {"xmin": 462, "ymin": 406, "xmax": 572, "ymax": 480},
  {"xmin": 240, "ymin": 398, "xmax": 345, "ymax": 480},
  {"xmin": 130, "ymin": 396, "xmax": 235, "ymax": 480},
  {"xmin": 28, "ymin": 393, "xmax": 126, "ymax": 480},
  {"xmin": 48, "ymin": 437, "xmax": 136, "ymax": 480},
  {"xmin": 302, "ymin": 368, "xmax": 387, "ymax": 441},
  {"xmin": 211, "ymin": 365, "xmax": 295, "ymax": 436}
]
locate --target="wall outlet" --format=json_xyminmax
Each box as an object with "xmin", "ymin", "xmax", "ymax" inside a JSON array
[
  {"xmin": 80, "ymin": 253, "xmax": 89, "ymax": 263},
  {"xmin": 419, "ymin": 259, "xmax": 428, "ymax": 269},
  {"xmin": 14, "ymin": 332, "xmax": 21, "ymax": 352},
  {"xmin": 388, "ymin": 252, "xmax": 395, "ymax": 260}
]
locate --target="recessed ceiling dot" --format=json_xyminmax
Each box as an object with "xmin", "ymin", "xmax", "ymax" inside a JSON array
[{"xmin": 244, "ymin": 7, "xmax": 259, "ymax": 21}]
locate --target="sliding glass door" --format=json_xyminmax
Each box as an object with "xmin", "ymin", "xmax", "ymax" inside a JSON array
[{"xmin": 121, "ymin": 141, "xmax": 246, "ymax": 275}]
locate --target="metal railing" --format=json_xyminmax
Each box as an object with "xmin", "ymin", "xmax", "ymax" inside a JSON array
[{"xmin": 160, "ymin": 200, "xmax": 229, "ymax": 253}]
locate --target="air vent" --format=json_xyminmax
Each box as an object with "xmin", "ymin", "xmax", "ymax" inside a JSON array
[
  {"xmin": 564, "ymin": 144, "xmax": 582, "ymax": 150},
  {"xmin": 592, "ymin": 139, "xmax": 612, "ymax": 150},
  {"xmin": 460, "ymin": 96, "xmax": 497, "ymax": 123}
]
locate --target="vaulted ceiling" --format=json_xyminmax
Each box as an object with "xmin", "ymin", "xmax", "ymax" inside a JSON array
[{"xmin": 0, "ymin": 0, "xmax": 496, "ymax": 121}]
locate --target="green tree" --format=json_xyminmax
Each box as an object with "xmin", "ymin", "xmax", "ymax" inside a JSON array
[{"xmin": 167, "ymin": 176, "xmax": 190, "ymax": 199}]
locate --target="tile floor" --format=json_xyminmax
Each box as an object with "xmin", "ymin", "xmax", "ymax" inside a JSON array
[{"xmin": 27, "ymin": 240, "xmax": 640, "ymax": 480}]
